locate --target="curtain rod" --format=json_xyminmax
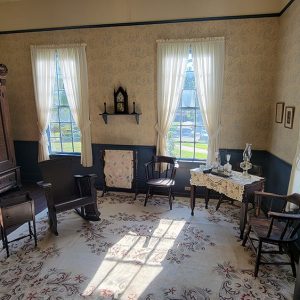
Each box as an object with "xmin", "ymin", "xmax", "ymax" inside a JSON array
[
  {"xmin": 30, "ymin": 43, "xmax": 87, "ymax": 49},
  {"xmin": 156, "ymin": 37, "xmax": 224, "ymax": 43}
]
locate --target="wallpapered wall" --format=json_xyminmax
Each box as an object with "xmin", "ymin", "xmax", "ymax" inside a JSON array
[
  {"xmin": 269, "ymin": 0, "xmax": 300, "ymax": 164},
  {"xmin": 0, "ymin": 18, "xmax": 278, "ymax": 150}
]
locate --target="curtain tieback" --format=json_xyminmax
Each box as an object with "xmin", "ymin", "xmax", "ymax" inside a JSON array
[
  {"xmin": 155, "ymin": 124, "xmax": 166, "ymax": 138},
  {"xmin": 38, "ymin": 131, "xmax": 48, "ymax": 145}
]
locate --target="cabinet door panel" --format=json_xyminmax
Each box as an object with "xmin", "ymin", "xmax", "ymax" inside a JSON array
[{"xmin": 0, "ymin": 86, "xmax": 15, "ymax": 172}]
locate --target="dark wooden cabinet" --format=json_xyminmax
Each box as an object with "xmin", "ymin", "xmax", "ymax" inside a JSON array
[{"xmin": 0, "ymin": 64, "xmax": 21, "ymax": 194}]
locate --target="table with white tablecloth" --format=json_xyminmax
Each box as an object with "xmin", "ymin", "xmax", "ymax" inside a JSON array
[{"xmin": 190, "ymin": 168, "xmax": 265, "ymax": 239}]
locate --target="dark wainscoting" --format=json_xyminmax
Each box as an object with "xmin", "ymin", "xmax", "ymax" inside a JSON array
[{"xmin": 14, "ymin": 141, "xmax": 292, "ymax": 196}]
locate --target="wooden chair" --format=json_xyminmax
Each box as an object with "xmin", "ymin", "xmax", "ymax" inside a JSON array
[
  {"xmin": 144, "ymin": 156, "xmax": 178, "ymax": 210},
  {"xmin": 38, "ymin": 158, "xmax": 100, "ymax": 235},
  {"xmin": 242, "ymin": 191, "xmax": 300, "ymax": 277},
  {"xmin": 216, "ymin": 164, "xmax": 263, "ymax": 211}
]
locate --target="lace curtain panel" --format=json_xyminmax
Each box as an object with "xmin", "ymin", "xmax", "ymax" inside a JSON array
[{"xmin": 103, "ymin": 150, "xmax": 134, "ymax": 189}]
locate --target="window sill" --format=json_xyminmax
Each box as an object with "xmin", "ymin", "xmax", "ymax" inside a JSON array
[{"xmin": 50, "ymin": 152, "xmax": 81, "ymax": 157}]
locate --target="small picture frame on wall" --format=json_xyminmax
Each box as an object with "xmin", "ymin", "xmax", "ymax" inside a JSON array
[
  {"xmin": 284, "ymin": 106, "xmax": 295, "ymax": 129},
  {"xmin": 275, "ymin": 102, "xmax": 285, "ymax": 123}
]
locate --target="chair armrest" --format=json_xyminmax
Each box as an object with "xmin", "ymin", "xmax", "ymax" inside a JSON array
[
  {"xmin": 268, "ymin": 211, "xmax": 300, "ymax": 220},
  {"xmin": 37, "ymin": 181, "xmax": 52, "ymax": 189},
  {"xmin": 174, "ymin": 162, "xmax": 179, "ymax": 169}
]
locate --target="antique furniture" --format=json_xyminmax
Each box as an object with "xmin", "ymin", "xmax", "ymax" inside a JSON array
[
  {"xmin": 190, "ymin": 168, "xmax": 265, "ymax": 239},
  {"xmin": 102, "ymin": 150, "xmax": 138, "ymax": 198},
  {"xmin": 0, "ymin": 64, "xmax": 21, "ymax": 194},
  {"xmin": 144, "ymin": 156, "xmax": 178, "ymax": 210},
  {"xmin": 215, "ymin": 164, "xmax": 263, "ymax": 211},
  {"xmin": 242, "ymin": 192, "xmax": 300, "ymax": 277},
  {"xmin": 38, "ymin": 158, "xmax": 100, "ymax": 235},
  {"xmin": 0, "ymin": 192, "xmax": 37, "ymax": 257}
]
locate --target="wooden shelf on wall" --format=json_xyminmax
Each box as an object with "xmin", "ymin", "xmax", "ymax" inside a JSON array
[{"xmin": 99, "ymin": 112, "xmax": 141, "ymax": 124}]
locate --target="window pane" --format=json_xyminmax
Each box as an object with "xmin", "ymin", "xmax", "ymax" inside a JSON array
[
  {"xmin": 59, "ymin": 107, "xmax": 71, "ymax": 122},
  {"xmin": 60, "ymin": 123, "xmax": 72, "ymax": 138},
  {"xmin": 53, "ymin": 91, "xmax": 59, "ymax": 107},
  {"xmin": 50, "ymin": 137, "xmax": 62, "ymax": 152},
  {"xmin": 59, "ymin": 90, "xmax": 68, "ymax": 105},
  {"xmin": 181, "ymin": 142, "xmax": 194, "ymax": 159},
  {"xmin": 168, "ymin": 142, "xmax": 180, "ymax": 158},
  {"xmin": 49, "ymin": 122, "xmax": 60, "ymax": 137},
  {"xmin": 196, "ymin": 110, "xmax": 203, "ymax": 124},
  {"xmin": 58, "ymin": 75, "xmax": 64, "ymax": 90},
  {"xmin": 195, "ymin": 143, "xmax": 208, "ymax": 160},
  {"xmin": 181, "ymin": 90, "xmax": 196, "ymax": 107},
  {"xmin": 184, "ymin": 71, "xmax": 195, "ymax": 89},
  {"xmin": 62, "ymin": 136, "xmax": 73, "ymax": 152},
  {"xmin": 181, "ymin": 126, "xmax": 194, "ymax": 142},
  {"xmin": 168, "ymin": 125, "xmax": 180, "ymax": 140},
  {"xmin": 182, "ymin": 109, "xmax": 195, "ymax": 123},
  {"xmin": 50, "ymin": 108, "xmax": 59, "ymax": 122}
]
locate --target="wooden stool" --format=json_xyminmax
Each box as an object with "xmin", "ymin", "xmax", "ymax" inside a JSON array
[{"xmin": 0, "ymin": 192, "xmax": 37, "ymax": 257}]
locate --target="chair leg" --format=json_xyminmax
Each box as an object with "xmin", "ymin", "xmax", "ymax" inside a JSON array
[
  {"xmin": 33, "ymin": 219, "xmax": 38, "ymax": 247},
  {"xmin": 28, "ymin": 221, "xmax": 33, "ymax": 238},
  {"xmin": 144, "ymin": 186, "xmax": 150, "ymax": 207},
  {"xmin": 242, "ymin": 225, "xmax": 251, "ymax": 247},
  {"xmin": 216, "ymin": 194, "xmax": 223, "ymax": 211},
  {"xmin": 49, "ymin": 209, "xmax": 58, "ymax": 236},
  {"xmin": 3, "ymin": 227, "xmax": 9, "ymax": 257},
  {"xmin": 0, "ymin": 226, "xmax": 4, "ymax": 249},
  {"xmin": 168, "ymin": 188, "xmax": 172, "ymax": 210},
  {"xmin": 254, "ymin": 240, "xmax": 263, "ymax": 277},
  {"xmin": 289, "ymin": 245, "xmax": 297, "ymax": 277}
]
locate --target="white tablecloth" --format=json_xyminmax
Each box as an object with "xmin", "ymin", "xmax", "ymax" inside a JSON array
[{"xmin": 190, "ymin": 168, "xmax": 263, "ymax": 202}]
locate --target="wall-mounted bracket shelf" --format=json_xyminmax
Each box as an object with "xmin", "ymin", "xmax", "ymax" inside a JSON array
[{"xmin": 99, "ymin": 112, "xmax": 141, "ymax": 124}]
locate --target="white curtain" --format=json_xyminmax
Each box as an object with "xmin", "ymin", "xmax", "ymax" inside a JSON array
[
  {"xmin": 58, "ymin": 45, "xmax": 93, "ymax": 167},
  {"xmin": 191, "ymin": 38, "xmax": 225, "ymax": 164},
  {"xmin": 30, "ymin": 46, "xmax": 56, "ymax": 162},
  {"xmin": 156, "ymin": 42, "xmax": 189, "ymax": 156},
  {"xmin": 287, "ymin": 127, "xmax": 300, "ymax": 210}
]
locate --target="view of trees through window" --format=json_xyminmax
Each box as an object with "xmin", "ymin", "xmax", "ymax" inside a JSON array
[
  {"xmin": 47, "ymin": 54, "xmax": 81, "ymax": 153},
  {"xmin": 167, "ymin": 51, "xmax": 208, "ymax": 160}
]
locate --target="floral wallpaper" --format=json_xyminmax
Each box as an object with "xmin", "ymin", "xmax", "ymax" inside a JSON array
[
  {"xmin": 0, "ymin": 17, "xmax": 278, "ymax": 150},
  {"xmin": 269, "ymin": 0, "xmax": 300, "ymax": 164}
]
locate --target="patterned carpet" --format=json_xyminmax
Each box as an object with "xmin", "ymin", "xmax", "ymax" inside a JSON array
[{"xmin": 0, "ymin": 192, "xmax": 296, "ymax": 299}]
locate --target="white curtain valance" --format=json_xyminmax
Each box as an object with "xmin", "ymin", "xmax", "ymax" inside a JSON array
[
  {"xmin": 156, "ymin": 37, "xmax": 224, "ymax": 44},
  {"xmin": 31, "ymin": 43, "xmax": 86, "ymax": 49}
]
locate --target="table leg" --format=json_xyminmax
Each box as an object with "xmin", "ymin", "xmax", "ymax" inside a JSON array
[
  {"xmin": 190, "ymin": 185, "xmax": 196, "ymax": 216},
  {"xmin": 205, "ymin": 188, "xmax": 210, "ymax": 209},
  {"xmin": 240, "ymin": 202, "xmax": 248, "ymax": 240}
]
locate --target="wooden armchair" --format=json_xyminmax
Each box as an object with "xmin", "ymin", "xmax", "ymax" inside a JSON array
[
  {"xmin": 38, "ymin": 158, "xmax": 100, "ymax": 235},
  {"xmin": 242, "ymin": 191, "xmax": 300, "ymax": 277},
  {"xmin": 144, "ymin": 156, "xmax": 178, "ymax": 210}
]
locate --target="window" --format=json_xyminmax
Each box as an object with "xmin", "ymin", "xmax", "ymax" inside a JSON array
[
  {"xmin": 48, "ymin": 54, "xmax": 81, "ymax": 154},
  {"xmin": 167, "ymin": 51, "xmax": 208, "ymax": 160}
]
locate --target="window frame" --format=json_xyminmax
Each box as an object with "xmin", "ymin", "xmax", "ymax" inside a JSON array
[
  {"xmin": 47, "ymin": 53, "xmax": 81, "ymax": 155},
  {"xmin": 168, "ymin": 51, "xmax": 208, "ymax": 162}
]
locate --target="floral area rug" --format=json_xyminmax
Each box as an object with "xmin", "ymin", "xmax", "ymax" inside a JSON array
[{"xmin": 0, "ymin": 192, "xmax": 296, "ymax": 299}]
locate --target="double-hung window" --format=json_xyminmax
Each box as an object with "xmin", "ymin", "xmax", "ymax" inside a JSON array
[
  {"xmin": 48, "ymin": 53, "xmax": 81, "ymax": 154},
  {"xmin": 167, "ymin": 51, "xmax": 208, "ymax": 160}
]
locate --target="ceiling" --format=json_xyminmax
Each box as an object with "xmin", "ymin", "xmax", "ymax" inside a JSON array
[{"xmin": 0, "ymin": 0, "xmax": 291, "ymax": 32}]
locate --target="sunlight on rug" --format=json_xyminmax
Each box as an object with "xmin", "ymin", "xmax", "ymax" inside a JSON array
[{"xmin": 0, "ymin": 192, "xmax": 296, "ymax": 299}]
